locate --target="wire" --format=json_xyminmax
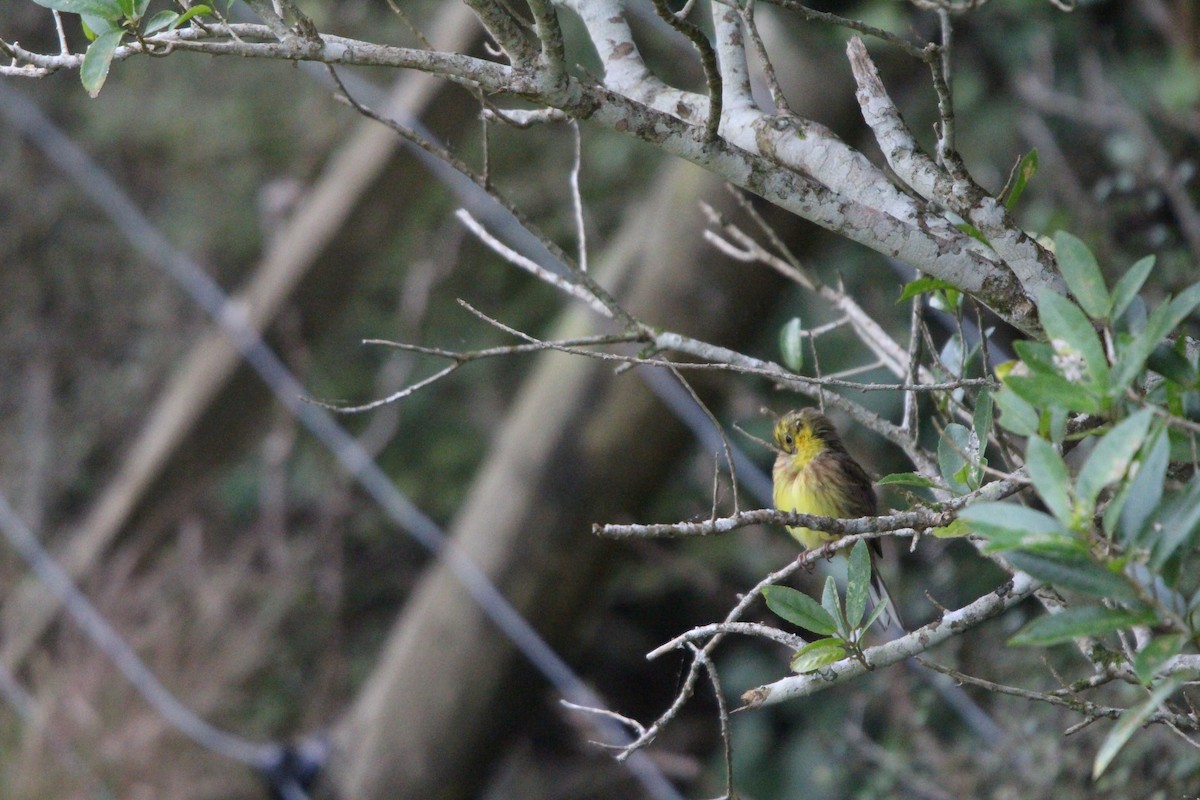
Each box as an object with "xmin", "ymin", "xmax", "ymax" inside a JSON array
[
  {"xmin": 0, "ymin": 490, "xmax": 279, "ymax": 767},
  {"xmin": 0, "ymin": 81, "xmax": 684, "ymax": 800}
]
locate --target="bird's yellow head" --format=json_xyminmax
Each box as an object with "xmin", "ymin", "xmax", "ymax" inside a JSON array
[{"xmin": 773, "ymin": 408, "xmax": 844, "ymax": 466}]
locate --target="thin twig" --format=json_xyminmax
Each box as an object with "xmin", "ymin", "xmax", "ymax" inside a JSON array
[
  {"xmin": 763, "ymin": 0, "xmax": 930, "ymax": 59},
  {"xmin": 307, "ymin": 363, "xmax": 460, "ymax": 414},
  {"xmin": 324, "ymin": 65, "xmax": 638, "ymax": 328},
  {"xmin": 455, "ymin": 208, "xmax": 613, "ymax": 317},
  {"xmin": 406, "ymin": 299, "xmax": 995, "ymax": 395},
  {"xmin": 650, "ymin": 0, "xmax": 721, "ymax": 141},
  {"xmin": 932, "ymin": 9, "xmax": 955, "ymax": 167},
  {"xmin": 569, "ymin": 120, "xmax": 588, "ymax": 272},
  {"xmin": 365, "ymin": 332, "xmax": 641, "ymax": 359},
  {"xmin": 614, "ymin": 548, "xmax": 814, "ymax": 759},
  {"xmin": 649, "ymin": 622, "xmax": 807, "ymax": 658},
  {"xmin": 595, "ymin": 475, "xmax": 1024, "ymax": 539},
  {"xmin": 560, "ymin": 700, "xmax": 648, "ymax": 740},
  {"xmin": 51, "ymin": 10, "xmax": 70, "ymax": 55},
  {"xmin": 739, "ymin": 0, "xmax": 792, "ymax": 115},
  {"xmin": 384, "ymin": 0, "xmax": 433, "ymax": 49},
  {"xmin": 665, "ymin": 362, "xmax": 740, "ymax": 514},
  {"xmin": 597, "ymin": 510, "xmax": 933, "ymax": 540},
  {"xmin": 917, "ymin": 658, "xmax": 1200, "ymax": 732},
  {"xmin": 903, "ymin": 293, "xmax": 924, "ymax": 437},
  {"xmin": 691, "ymin": 644, "xmax": 735, "ymax": 799}
]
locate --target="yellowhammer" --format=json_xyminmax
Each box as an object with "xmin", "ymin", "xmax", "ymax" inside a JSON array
[{"xmin": 772, "ymin": 407, "xmax": 899, "ymax": 630}]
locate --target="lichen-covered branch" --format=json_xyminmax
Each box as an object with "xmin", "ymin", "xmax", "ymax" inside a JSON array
[
  {"xmin": 2, "ymin": 6, "xmax": 1048, "ymax": 332},
  {"xmin": 742, "ymin": 572, "xmax": 1040, "ymax": 708},
  {"xmin": 846, "ymin": 36, "xmax": 1062, "ymax": 309}
]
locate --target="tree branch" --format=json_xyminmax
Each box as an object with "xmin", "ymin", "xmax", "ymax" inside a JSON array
[{"xmin": 742, "ymin": 572, "xmax": 1039, "ymax": 708}]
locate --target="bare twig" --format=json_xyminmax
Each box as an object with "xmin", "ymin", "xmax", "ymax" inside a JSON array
[
  {"xmin": 384, "ymin": 0, "xmax": 434, "ymax": 49},
  {"xmin": 455, "ymin": 208, "xmax": 613, "ymax": 317},
  {"xmin": 649, "ymin": 622, "xmax": 807, "ymax": 658},
  {"xmin": 560, "ymin": 700, "xmax": 648, "ymax": 741},
  {"xmin": 932, "ymin": 10, "xmax": 956, "ymax": 167},
  {"xmin": 613, "ymin": 547, "xmax": 815, "ymax": 759},
  {"xmin": 595, "ymin": 509, "xmax": 940, "ymax": 540},
  {"xmin": 692, "ymin": 644, "xmax": 735, "ymax": 799},
  {"xmin": 739, "ymin": 0, "xmax": 792, "ymax": 115},
  {"xmin": 666, "ymin": 362, "xmax": 740, "ymax": 514},
  {"xmin": 763, "ymin": 0, "xmax": 930, "ymax": 58},
  {"xmin": 903, "ymin": 293, "xmax": 925, "ymax": 437},
  {"xmin": 569, "ymin": 120, "xmax": 588, "ymax": 272},
  {"xmin": 650, "ymin": 0, "xmax": 722, "ymax": 140},
  {"xmin": 917, "ymin": 659, "xmax": 1200, "ymax": 732}
]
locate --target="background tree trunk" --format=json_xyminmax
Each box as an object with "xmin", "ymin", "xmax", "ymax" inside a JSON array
[{"xmin": 327, "ymin": 159, "xmax": 783, "ymax": 799}]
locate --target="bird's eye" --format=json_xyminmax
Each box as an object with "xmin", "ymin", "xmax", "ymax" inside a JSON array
[{"xmin": 784, "ymin": 435, "xmax": 793, "ymax": 446}]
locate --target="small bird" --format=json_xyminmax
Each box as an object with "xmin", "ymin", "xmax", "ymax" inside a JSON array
[{"xmin": 772, "ymin": 407, "xmax": 900, "ymax": 631}]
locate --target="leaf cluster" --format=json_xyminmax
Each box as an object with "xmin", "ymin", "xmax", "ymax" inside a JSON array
[
  {"xmin": 952, "ymin": 232, "xmax": 1200, "ymax": 777},
  {"xmin": 31, "ymin": 0, "xmax": 220, "ymax": 96},
  {"xmin": 761, "ymin": 541, "xmax": 892, "ymax": 673}
]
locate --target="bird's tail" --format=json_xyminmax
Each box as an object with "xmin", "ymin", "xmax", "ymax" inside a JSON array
[{"xmin": 867, "ymin": 553, "xmax": 905, "ymax": 635}]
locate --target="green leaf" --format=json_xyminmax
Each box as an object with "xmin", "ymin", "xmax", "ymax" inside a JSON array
[
  {"xmin": 1102, "ymin": 463, "xmax": 1135, "ymax": 538},
  {"xmin": 1037, "ymin": 288, "xmax": 1109, "ymax": 388},
  {"xmin": 1111, "ymin": 283, "xmax": 1200, "ymax": 393},
  {"xmin": 1147, "ymin": 343, "xmax": 1198, "ymax": 387},
  {"xmin": 762, "ymin": 585, "xmax": 837, "ymax": 636},
  {"xmin": 1008, "ymin": 371, "xmax": 1099, "ymax": 417},
  {"xmin": 877, "ymin": 472, "xmax": 941, "ymax": 489},
  {"xmin": 1003, "ymin": 148, "xmax": 1038, "ymax": 210},
  {"xmin": 1133, "ymin": 635, "xmax": 1184, "ymax": 685},
  {"xmin": 898, "ymin": 276, "xmax": 959, "ymax": 303},
  {"xmin": 1054, "ymin": 231, "xmax": 1110, "ymax": 320},
  {"xmin": 938, "ymin": 423, "xmax": 975, "ymax": 494},
  {"xmin": 31, "ymin": 0, "xmax": 123, "ymax": 20},
  {"xmin": 956, "ymin": 222, "xmax": 990, "ymax": 246},
  {"xmin": 822, "ymin": 576, "xmax": 848, "ymax": 639},
  {"xmin": 779, "ymin": 317, "xmax": 804, "ymax": 373},
  {"xmin": 845, "ymin": 540, "xmax": 870, "ymax": 630},
  {"xmin": 952, "ymin": 461, "xmax": 976, "ymax": 492},
  {"xmin": 1093, "ymin": 676, "xmax": 1186, "ymax": 779},
  {"xmin": 789, "ymin": 638, "xmax": 848, "ymax": 674},
  {"xmin": 993, "ymin": 386, "xmax": 1039, "ymax": 437},
  {"xmin": 1109, "ymin": 255, "xmax": 1155, "ymax": 322},
  {"xmin": 80, "ymin": 13, "xmax": 116, "ymax": 39},
  {"xmin": 1025, "ymin": 437, "xmax": 1073, "ymax": 527},
  {"xmin": 116, "ymin": 0, "xmax": 149, "ymax": 20},
  {"xmin": 173, "ymin": 4, "xmax": 212, "ymax": 26},
  {"xmin": 1046, "ymin": 407, "xmax": 1065, "ymax": 443},
  {"xmin": 1149, "ymin": 473, "xmax": 1200, "ymax": 571},
  {"xmin": 1012, "ymin": 340, "xmax": 1062, "ymax": 376},
  {"xmin": 143, "ymin": 9, "xmax": 178, "ymax": 33},
  {"xmin": 1006, "ymin": 372, "xmax": 1101, "ymax": 414},
  {"xmin": 861, "ymin": 592, "xmax": 892, "ymax": 631},
  {"xmin": 1009, "ymin": 604, "xmax": 1157, "ymax": 647},
  {"xmin": 1006, "ymin": 550, "xmax": 1140, "ymax": 603},
  {"xmin": 1075, "ymin": 409, "xmax": 1154, "ymax": 514},
  {"xmin": 973, "ymin": 389, "xmax": 994, "ymax": 446},
  {"xmin": 1168, "ymin": 427, "xmax": 1200, "ymax": 462},
  {"xmin": 80, "ymin": 28, "xmax": 122, "ymax": 97},
  {"xmin": 959, "ymin": 503, "xmax": 1073, "ymax": 551},
  {"xmin": 1119, "ymin": 295, "xmax": 1148, "ymax": 335},
  {"xmin": 931, "ymin": 518, "xmax": 971, "ymax": 538},
  {"xmin": 1117, "ymin": 429, "xmax": 1169, "ymax": 544}
]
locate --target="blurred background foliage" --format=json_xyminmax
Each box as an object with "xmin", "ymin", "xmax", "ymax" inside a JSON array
[{"xmin": 1, "ymin": 0, "xmax": 1199, "ymax": 797}]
